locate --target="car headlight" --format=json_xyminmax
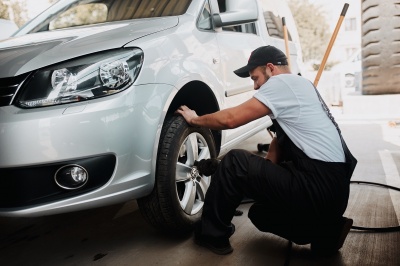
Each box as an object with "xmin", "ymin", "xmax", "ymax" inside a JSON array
[{"xmin": 16, "ymin": 48, "xmax": 143, "ymax": 108}]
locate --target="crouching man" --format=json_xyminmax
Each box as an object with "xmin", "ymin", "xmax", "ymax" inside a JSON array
[{"xmin": 176, "ymin": 46, "xmax": 356, "ymax": 256}]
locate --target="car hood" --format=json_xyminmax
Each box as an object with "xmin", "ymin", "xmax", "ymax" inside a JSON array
[{"xmin": 0, "ymin": 17, "xmax": 178, "ymax": 78}]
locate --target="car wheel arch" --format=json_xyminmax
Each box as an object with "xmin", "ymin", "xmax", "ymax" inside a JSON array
[
  {"xmin": 166, "ymin": 80, "xmax": 222, "ymax": 154},
  {"xmin": 149, "ymin": 80, "xmax": 222, "ymax": 191}
]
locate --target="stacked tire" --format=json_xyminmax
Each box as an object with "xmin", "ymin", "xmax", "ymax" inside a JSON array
[{"xmin": 361, "ymin": 0, "xmax": 400, "ymax": 95}]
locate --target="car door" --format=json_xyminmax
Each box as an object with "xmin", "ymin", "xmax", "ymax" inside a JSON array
[{"xmin": 212, "ymin": 1, "xmax": 267, "ymax": 146}]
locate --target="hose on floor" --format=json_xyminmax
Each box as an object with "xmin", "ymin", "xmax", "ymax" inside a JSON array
[{"xmin": 350, "ymin": 180, "xmax": 400, "ymax": 232}]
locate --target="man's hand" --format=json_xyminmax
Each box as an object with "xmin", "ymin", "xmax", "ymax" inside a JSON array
[{"xmin": 176, "ymin": 105, "xmax": 199, "ymax": 126}]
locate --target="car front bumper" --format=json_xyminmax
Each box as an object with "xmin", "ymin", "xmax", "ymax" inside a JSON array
[{"xmin": 0, "ymin": 83, "xmax": 176, "ymax": 216}]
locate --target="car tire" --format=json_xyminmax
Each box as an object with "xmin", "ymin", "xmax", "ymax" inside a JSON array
[
  {"xmin": 361, "ymin": 0, "xmax": 400, "ymax": 94},
  {"xmin": 138, "ymin": 115, "xmax": 217, "ymax": 234}
]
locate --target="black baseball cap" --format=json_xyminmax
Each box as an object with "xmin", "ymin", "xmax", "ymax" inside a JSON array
[{"xmin": 234, "ymin": 45, "xmax": 288, "ymax": 78}]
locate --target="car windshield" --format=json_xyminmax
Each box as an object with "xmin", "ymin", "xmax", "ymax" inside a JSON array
[{"xmin": 17, "ymin": 0, "xmax": 191, "ymax": 34}]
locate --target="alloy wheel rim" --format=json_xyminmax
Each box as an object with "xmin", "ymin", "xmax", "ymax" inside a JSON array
[{"xmin": 175, "ymin": 132, "xmax": 211, "ymax": 215}]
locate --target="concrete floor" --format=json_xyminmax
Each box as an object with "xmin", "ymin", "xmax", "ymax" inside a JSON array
[{"xmin": 1, "ymin": 116, "xmax": 399, "ymax": 266}]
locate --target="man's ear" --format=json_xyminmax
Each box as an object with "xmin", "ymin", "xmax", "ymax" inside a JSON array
[{"xmin": 264, "ymin": 63, "xmax": 275, "ymax": 75}]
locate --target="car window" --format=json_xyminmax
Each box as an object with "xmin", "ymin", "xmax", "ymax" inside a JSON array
[
  {"xmin": 197, "ymin": 1, "xmax": 212, "ymax": 30},
  {"xmin": 221, "ymin": 23, "xmax": 257, "ymax": 34},
  {"xmin": 106, "ymin": 0, "xmax": 191, "ymax": 21},
  {"xmin": 49, "ymin": 4, "xmax": 108, "ymax": 30},
  {"xmin": 31, "ymin": 0, "xmax": 192, "ymax": 33},
  {"xmin": 216, "ymin": 0, "xmax": 257, "ymax": 34}
]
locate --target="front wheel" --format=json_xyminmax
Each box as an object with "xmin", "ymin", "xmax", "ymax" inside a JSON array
[{"xmin": 138, "ymin": 115, "xmax": 217, "ymax": 234}]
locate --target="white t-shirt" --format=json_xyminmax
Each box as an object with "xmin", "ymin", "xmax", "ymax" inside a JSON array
[{"xmin": 254, "ymin": 74, "xmax": 345, "ymax": 163}]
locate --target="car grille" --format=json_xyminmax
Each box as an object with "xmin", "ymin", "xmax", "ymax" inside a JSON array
[{"xmin": 0, "ymin": 73, "xmax": 30, "ymax": 107}]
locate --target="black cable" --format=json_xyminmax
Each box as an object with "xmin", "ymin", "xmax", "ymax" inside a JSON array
[
  {"xmin": 349, "ymin": 180, "xmax": 400, "ymax": 232},
  {"xmin": 350, "ymin": 180, "xmax": 400, "ymax": 192}
]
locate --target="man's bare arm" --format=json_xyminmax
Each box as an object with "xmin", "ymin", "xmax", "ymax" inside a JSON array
[
  {"xmin": 265, "ymin": 137, "xmax": 283, "ymax": 163},
  {"xmin": 176, "ymin": 97, "xmax": 271, "ymax": 130}
]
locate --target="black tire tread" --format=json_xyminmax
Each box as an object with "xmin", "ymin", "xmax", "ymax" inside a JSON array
[
  {"xmin": 137, "ymin": 116, "xmax": 177, "ymax": 230},
  {"xmin": 138, "ymin": 115, "xmax": 216, "ymax": 234},
  {"xmin": 361, "ymin": 0, "xmax": 400, "ymax": 94}
]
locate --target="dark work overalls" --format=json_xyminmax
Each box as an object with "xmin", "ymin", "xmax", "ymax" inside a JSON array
[{"xmin": 199, "ymin": 119, "xmax": 356, "ymax": 245}]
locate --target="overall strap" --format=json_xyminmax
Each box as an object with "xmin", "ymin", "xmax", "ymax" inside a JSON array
[{"xmin": 312, "ymin": 84, "xmax": 357, "ymax": 179}]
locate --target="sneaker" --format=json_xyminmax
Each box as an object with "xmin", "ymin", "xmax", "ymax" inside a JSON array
[
  {"xmin": 311, "ymin": 217, "xmax": 353, "ymax": 256},
  {"xmin": 194, "ymin": 234, "xmax": 233, "ymax": 255},
  {"xmin": 193, "ymin": 222, "xmax": 235, "ymax": 255}
]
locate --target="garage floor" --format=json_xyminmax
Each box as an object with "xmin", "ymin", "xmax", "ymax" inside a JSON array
[
  {"xmin": 0, "ymin": 119, "xmax": 399, "ymax": 266},
  {"xmin": 216, "ymin": 120, "xmax": 400, "ymax": 266}
]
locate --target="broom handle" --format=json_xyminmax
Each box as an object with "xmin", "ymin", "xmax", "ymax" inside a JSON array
[
  {"xmin": 282, "ymin": 17, "xmax": 291, "ymax": 70},
  {"xmin": 314, "ymin": 3, "xmax": 349, "ymax": 87}
]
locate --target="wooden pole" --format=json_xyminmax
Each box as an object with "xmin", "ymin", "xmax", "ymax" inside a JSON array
[
  {"xmin": 314, "ymin": 3, "xmax": 349, "ymax": 87},
  {"xmin": 282, "ymin": 17, "xmax": 291, "ymax": 70}
]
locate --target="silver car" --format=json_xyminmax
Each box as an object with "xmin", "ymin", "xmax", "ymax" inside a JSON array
[{"xmin": 0, "ymin": 0, "xmax": 302, "ymax": 233}]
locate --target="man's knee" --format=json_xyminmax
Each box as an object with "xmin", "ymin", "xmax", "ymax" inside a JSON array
[
  {"xmin": 223, "ymin": 149, "xmax": 249, "ymax": 162},
  {"xmin": 248, "ymin": 203, "xmax": 272, "ymax": 232},
  {"xmin": 220, "ymin": 149, "xmax": 251, "ymax": 171}
]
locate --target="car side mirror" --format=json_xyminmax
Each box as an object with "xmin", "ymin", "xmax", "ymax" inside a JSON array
[{"xmin": 212, "ymin": 0, "xmax": 258, "ymax": 28}]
